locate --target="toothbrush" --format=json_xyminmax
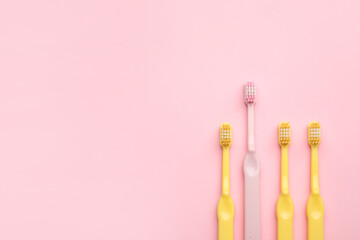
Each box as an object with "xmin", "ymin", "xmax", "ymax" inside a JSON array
[
  {"xmin": 243, "ymin": 81, "xmax": 261, "ymax": 240},
  {"xmin": 276, "ymin": 122, "xmax": 294, "ymax": 240},
  {"xmin": 306, "ymin": 121, "xmax": 324, "ymax": 240},
  {"xmin": 217, "ymin": 123, "xmax": 235, "ymax": 240}
]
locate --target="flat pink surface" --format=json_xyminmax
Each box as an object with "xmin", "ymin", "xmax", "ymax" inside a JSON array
[{"xmin": 0, "ymin": 0, "xmax": 359, "ymax": 239}]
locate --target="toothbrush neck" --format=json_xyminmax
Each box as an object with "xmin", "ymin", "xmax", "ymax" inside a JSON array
[
  {"xmin": 281, "ymin": 146, "xmax": 289, "ymax": 194},
  {"xmin": 247, "ymin": 104, "xmax": 255, "ymax": 151},
  {"xmin": 311, "ymin": 146, "xmax": 320, "ymax": 194},
  {"xmin": 222, "ymin": 148, "xmax": 230, "ymax": 195}
]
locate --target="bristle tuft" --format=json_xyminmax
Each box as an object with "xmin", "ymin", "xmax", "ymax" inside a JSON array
[
  {"xmin": 279, "ymin": 122, "xmax": 291, "ymax": 146},
  {"xmin": 308, "ymin": 121, "xmax": 321, "ymax": 146},
  {"xmin": 220, "ymin": 123, "xmax": 232, "ymax": 148},
  {"xmin": 244, "ymin": 81, "xmax": 256, "ymax": 103}
]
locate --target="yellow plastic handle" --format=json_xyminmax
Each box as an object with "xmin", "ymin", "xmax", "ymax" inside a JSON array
[
  {"xmin": 218, "ymin": 217, "xmax": 234, "ymax": 240},
  {"xmin": 217, "ymin": 146, "xmax": 234, "ymax": 240},
  {"xmin": 278, "ymin": 217, "xmax": 293, "ymax": 240},
  {"xmin": 307, "ymin": 145, "xmax": 324, "ymax": 240},
  {"xmin": 308, "ymin": 217, "xmax": 324, "ymax": 240},
  {"xmin": 277, "ymin": 145, "xmax": 293, "ymax": 240}
]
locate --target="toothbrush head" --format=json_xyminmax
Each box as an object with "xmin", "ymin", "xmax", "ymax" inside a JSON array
[
  {"xmin": 244, "ymin": 81, "xmax": 256, "ymax": 104},
  {"xmin": 279, "ymin": 122, "xmax": 291, "ymax": 146},
  {"xmin": 220, "ymin": 123, "xmax": 232, "ymax": 148},
  {"xmin": 308, "ymin": 121, "xmax": 321, "ymax": 146}
]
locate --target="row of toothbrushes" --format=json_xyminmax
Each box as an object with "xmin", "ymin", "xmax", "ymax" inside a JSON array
[
  {"xmin": 217, "ymin": 82, "xmax": 324, "ymax": 240},
  {"xmin": 277, "ymin": 121, "xmax": 324, "ymax": 240}
]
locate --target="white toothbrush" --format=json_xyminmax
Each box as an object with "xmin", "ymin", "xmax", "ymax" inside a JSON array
[{"xmin": 243, "ymin": 81, "xmax": 261, "ymax": 240}]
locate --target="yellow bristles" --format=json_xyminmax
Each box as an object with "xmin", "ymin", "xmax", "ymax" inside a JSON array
[
  {"xmin": 279, "ymin": 122, "xmax": 291, "ymax": 146},
  {"xmin": 220, "ymin": 123, "xmax": 232, "ymax": 148},
  {"xmin": 308, "ymin": 121, "xmax": 321, "ymax": 146}
]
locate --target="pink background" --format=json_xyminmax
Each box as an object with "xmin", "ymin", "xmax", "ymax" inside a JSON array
[{"xmin": 0, "ymin": 0, "xmax": 359, "ymax": 239}]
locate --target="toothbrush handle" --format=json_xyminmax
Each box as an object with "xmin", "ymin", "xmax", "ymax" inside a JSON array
[
  {"xmin": 244, "ymin": 172, "xmax": 261, "ymax": 240},
  {"xmin": 308, "ymin": 217, "xmax": 324, "ymax": 240},
  {"xmin": 218, "ymin": 218, "xmax": 234, "ymax": 240},
  {"xmin": 277, "ymin": 217, "xmax": 293, "ymax": 240}
]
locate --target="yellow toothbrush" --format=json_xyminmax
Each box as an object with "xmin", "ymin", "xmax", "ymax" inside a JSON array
[
  {"xmin": 217, "ymin": 123, "xmax": 235, "ymax": 240},
  {"xmin": 276, "ymin": 122, "xmax": 294, "ymax": 240},
  {"xmin": 307, "ymin": 121, "xmax": 324, "ymax": 240}
]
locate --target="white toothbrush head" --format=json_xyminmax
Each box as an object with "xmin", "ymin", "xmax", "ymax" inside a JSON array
[{"xmin": 244, "ymin": 81, "xmax": 256, "ymax": 104}]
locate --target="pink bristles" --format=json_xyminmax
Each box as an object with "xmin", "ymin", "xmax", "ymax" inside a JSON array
[{"xmin": 244, "ymin": 81, "xmax": 256, "ymax": 103}]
